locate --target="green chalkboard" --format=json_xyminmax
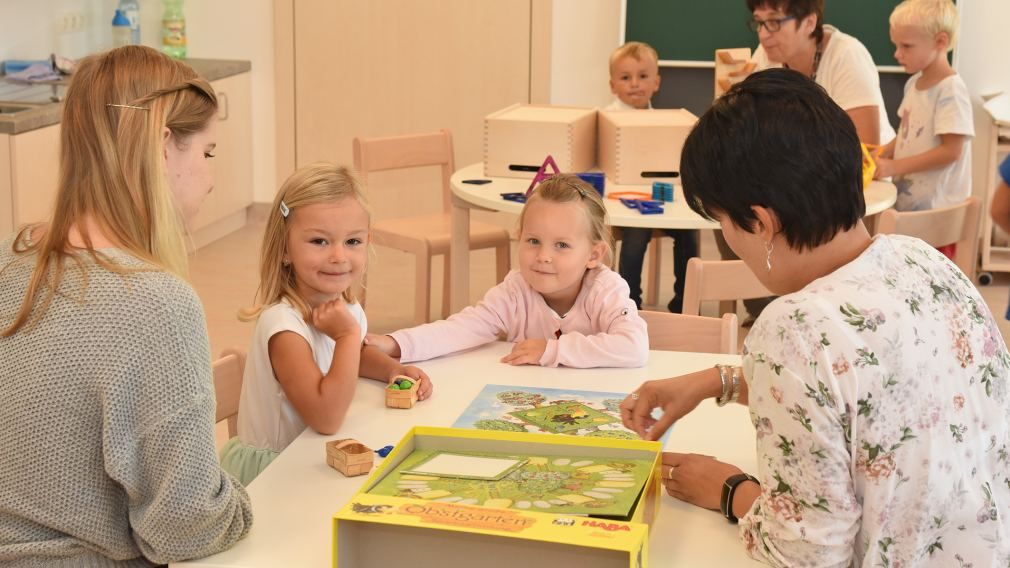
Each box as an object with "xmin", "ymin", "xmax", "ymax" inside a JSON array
[{"xmin": 625, "ymin": 0, "xmax": 911, "ymax": 67}]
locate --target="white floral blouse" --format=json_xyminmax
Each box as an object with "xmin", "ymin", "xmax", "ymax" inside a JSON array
[{"xmin": 739, "ymin": 235, "xmax": 1010, "ymax": 567}]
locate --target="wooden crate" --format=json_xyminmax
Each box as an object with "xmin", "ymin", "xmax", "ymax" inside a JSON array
[
  {"xmin": 326, "ymin": 439, "xmax": 374, "ymax": 477},
  {"xmin": 385, "ymin": 375, "xmax": 420, "ymax": 409},
  {"xmin": 484, "ymin": 103, "xmax": 597, "ymax": 178},
  {"xmin": 598, "ymin": 109, "xmax": 698, "ymax": 186},
  {"xmin": 714, "ymin": 48, "xmax": 753, "ymax": 99}
]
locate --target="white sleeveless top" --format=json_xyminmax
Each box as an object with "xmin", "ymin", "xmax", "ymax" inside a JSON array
[{"xmin": 236, "ymin": 299, "xmax": 367, "ymax": 452}]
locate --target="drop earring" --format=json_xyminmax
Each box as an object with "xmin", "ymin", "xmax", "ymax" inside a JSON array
[{"xmin": 765, "ymin": 241, "xmax": 774, "ymax": 272}]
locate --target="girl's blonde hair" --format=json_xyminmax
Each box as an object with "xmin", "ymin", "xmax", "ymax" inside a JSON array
[
  {"xmin": 2, "ymin": 45, "xmax": 217, "ymax": 337},
  {"xmin": 890, "ymin": 0, "xmax": 960, "ymax": 51},
  {"xmin": 518, "ymin": 174, "xmax": 614, "ymax": 266},
  {"xmin": 241, "ymin": 163, "xmax": 371, "ymax": 322}
]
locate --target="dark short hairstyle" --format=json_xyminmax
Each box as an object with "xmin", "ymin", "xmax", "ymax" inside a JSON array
[
  {"xmin": 747, "ymin": 0, "xmax": 824, "ymax": 42},
  {"xmin": 680, "ymin": 68, "xmax": 864, "ymax": 251}
]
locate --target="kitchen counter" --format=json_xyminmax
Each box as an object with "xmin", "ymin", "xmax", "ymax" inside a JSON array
[{"xmin": 0, "ymin": 58, "xmax": 251, "ymax": 135}]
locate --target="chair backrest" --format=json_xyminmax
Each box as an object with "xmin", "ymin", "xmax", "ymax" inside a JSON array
[
  {"xmin": 213, "ymin": 347, "xmax": 246, "ymax": 438},
  {"xmin": 680, "ymin": 258, "xmax": 773, "ymax": 317},
  {"xmin": 639, "ymin": 310, "xmax": 738, "ymax": 355},
  {"xmin": 352, "ymin": 129, "xmax": 455, "ymax": 212},
  {"xmin": 875, "ymin": 196, "xmax": 981, "ymax": 280}
]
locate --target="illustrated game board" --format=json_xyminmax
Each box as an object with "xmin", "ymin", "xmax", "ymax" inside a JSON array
[
  {"xmin": 367, "ymin": 449, "xmax": 652, "ymax": 518},
  {"xmin": 453, "ymin": 384, "xmax": 670, "ymax": 442}
]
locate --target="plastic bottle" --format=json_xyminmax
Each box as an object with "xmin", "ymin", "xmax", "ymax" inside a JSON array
[
  {"xmin": 111, "ymin": 10, "xmax": 132, "ymax": 48},
  {"xmin": 118, "ymin": 0, "xmax": 141, "ymax": 45},
  {"xmin": 161, "ymin": 0, "xmax": 187, "ymax": 59}
]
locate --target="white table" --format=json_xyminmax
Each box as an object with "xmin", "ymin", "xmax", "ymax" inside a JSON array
[
  {"xmin": 449, "ymin": 162, "xmax": 898, "ymax": 311},
  {"xmin": 174, "ymin": 343, "xmax": 763, "ymax": 567}
]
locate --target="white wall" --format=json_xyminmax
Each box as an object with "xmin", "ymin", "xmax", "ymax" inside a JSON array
[
  {"xmin": 548, "ymin": 0, "xmax": 621, "ymax": 107},
  {"xmin": 0, "ymin": 0, "xmax": 108, "ymax": 61},
  {"xmin": 1, "ymin": 0, "xmax": 277, "ymax": 203},
  {"xmin": 956, "ymin": 0, "xmax": 1010, "ymax": 100},
  {"xmin": 953, "ymin": 0, "xmax": 1010, "ymax": 201}
]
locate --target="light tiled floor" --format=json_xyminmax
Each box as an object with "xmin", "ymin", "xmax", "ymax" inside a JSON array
[{"xmin": 191, "ymin": 211, "xmax": 1010, "ymax": 359}]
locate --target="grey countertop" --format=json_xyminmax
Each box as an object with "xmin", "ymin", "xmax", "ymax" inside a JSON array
[{"xmin": 0, "ymin": 58, "xmax": 251, "ymax": 135}]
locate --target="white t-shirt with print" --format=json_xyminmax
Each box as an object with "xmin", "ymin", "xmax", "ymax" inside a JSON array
[
  {"xmin": 236, "ymin": 298, "xmax": 367, "ymax": 452},
  {"xmin": 753, "ymin": 25, "xmax": 896, "ymax": 144},
  {"xmin": 893, "ymin": 73, "xmax": 974, "ymax": 211}
]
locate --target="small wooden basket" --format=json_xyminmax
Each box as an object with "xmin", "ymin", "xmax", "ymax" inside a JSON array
[
  {"xmin": 326, "ymin": 438, "xmax": 374, "ymax": 477},
  {"xmin": 385, "ymin": 375, "xmax": 420, "ymax": 409}
]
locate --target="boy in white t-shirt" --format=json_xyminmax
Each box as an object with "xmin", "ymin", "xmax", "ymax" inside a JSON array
[
  {"xmin": 876, "ymin": 0, "xmax": 973, "ymax": 221},
  {"xmin": 605, "ymin": 41, "xmax": 661, "ymax": 110},
  {"xmin": 605, "ymin": 42, "xmax": 699, "ymax": 313}
]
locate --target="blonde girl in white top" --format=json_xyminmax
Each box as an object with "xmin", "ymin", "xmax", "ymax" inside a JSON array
[{"xmin": 220, "ymin": 163, "xmax": 432, "ymax": 484}]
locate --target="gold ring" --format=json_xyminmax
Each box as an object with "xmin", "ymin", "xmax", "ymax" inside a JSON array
[
  {"xmin": 630, "ymin": 392, "xmax": 639, "ymax": 400},
  {"xmin": 665, "ymin": 467, "xmax": 674, "ymax": 480}
]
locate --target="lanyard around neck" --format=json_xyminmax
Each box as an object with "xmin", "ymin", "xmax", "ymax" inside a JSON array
[{"xmin": 785, "ymin": 37, "xmax": 824, "ymax": 81}]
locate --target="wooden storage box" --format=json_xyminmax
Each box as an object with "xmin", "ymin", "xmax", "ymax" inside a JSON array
[
  {"xmin": 484, "ymin": 103, "xmax": 597, "ymax": 178},
  {"xmin": 598, "ymin": 109, "xmax": 698, "ymax": 185},
  {"xmin": 326, "ymin": 439, "xmax": 374, "ymax": 477},
  {"xmin": 385, "ymin": 376, "xmax": 420, "ymax": 409}
]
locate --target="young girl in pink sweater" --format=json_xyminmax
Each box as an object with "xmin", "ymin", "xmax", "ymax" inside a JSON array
[{"xmin": 367, "ymin": 174, "xmax": 648, "ymax": 368}]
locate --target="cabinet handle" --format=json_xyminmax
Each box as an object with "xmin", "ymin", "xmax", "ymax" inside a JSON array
[{"xmin": 217, "ymin": 91, "xmax": 229, "ymax": 121}]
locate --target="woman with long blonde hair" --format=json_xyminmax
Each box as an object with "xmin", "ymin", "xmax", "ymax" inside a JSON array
[{"xmin": 0, "ymin": 46, "xmax": 252, "ymax": 565}]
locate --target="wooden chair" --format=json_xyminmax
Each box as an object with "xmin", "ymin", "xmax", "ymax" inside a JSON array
[
  {"xmin": 680, "ymin": 258, "xmax": 773, "ymax": 317},
  {"xmin": 639, "ymin": 310, "xmax": 738, "ymax": 354},
  {"xmin": 875, "ymin": 196, "xmax": 981, "ymax": 281},
  {"xmin": 212, "ymin": 347, "xmax": 246, "ymax": 438},
  {"xmin": 353, "ymin": 129, "xmax": 511, "ymax": 324}
]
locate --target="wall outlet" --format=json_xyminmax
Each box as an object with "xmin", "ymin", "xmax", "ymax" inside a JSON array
[{"xmin": 57, "ymin": 12, "xmax": 87, "ymax": 34}]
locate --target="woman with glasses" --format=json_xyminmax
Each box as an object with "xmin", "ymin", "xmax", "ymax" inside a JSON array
[{"xmin": 746, "ymin": 0, "xmax": 895, "ymax": 146}]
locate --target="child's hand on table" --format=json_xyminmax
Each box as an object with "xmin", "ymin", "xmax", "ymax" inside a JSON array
[
  {"xmin": 501, "ymin": 339, "xmax": 547, "ymax": 366},
  {"xmin": 364, "ymin": 333, "xmax": 401, "ymax": 358},
  {"xmin": 390, "ymin": 365, "xmax": 433, "ymax": 400}
]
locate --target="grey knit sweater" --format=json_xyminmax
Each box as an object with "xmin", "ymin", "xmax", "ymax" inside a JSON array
[{"xmin": 0, "ymin": 236, "xmax": 253, "ymax": 567}]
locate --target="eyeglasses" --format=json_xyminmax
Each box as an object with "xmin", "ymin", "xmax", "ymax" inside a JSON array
[{"xmin": 747, "ymin": 15, "xmax": 797, "ymax": 33}]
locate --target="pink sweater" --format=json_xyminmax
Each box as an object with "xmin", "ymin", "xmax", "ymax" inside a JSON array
[{"xmin": 390, "ymin": 267, "xmax": 648, "ymax": 368}]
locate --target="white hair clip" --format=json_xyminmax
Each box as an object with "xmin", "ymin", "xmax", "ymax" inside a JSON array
[{"xmin": 279, "ymin": 200, "xmax": 290, "ymax": 218}]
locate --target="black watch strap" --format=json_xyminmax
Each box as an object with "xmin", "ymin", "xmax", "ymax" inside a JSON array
[{"xmin": 720, "ymin": 473, "xmax": 758, "ymax": 523}]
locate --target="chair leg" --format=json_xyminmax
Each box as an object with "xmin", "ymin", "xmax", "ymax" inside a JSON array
[
  {"xmin": 441, "ymin": 255, "xmax": 451, "ymax": 320},
  {"xmin": 414, "ymin": 254, "xmax": 432, "ymax": 325},
  {"xmin": 494, "ymin": 241, "xmax": 510, "ymax": 283},
  {"xmin": 645, "ymin": 236, "xmax": 661, "ymax": 307}
]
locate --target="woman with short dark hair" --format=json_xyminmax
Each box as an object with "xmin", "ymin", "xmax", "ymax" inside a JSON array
[{"xmin": 622, "ymin": 69, "xmax": 1009, "ymax": 567}]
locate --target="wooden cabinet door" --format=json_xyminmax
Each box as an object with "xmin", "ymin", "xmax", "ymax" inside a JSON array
[
  {"xmin": 0, "ymin": 134, "xmax": 12, "ymax": 235},
  {"xmin": 293, "ymin": 0, "xmax": 532, "ymax": 220},
  {"xmin": 191, "ymin": 72, "xmax": 254, "ymax": 232},
  {"xmin": 10, "ymin": 124, "xmax": 60, "ymax": 227}
]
